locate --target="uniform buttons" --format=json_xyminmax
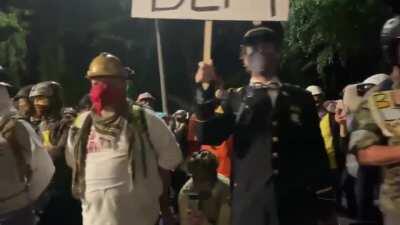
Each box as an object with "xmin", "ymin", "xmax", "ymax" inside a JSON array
[
  {"xmin": 273, "ymin": 170, "xmax": 279, "ymax": 175},
  {"xmin": 272, "ymin": 137, "xmax": 279, "ymax": 143},
  {"xmin": 272, "ymin": 152, "xmax": 279, "ymax": 158}
]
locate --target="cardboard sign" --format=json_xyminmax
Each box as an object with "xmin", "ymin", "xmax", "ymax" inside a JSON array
[{"xmin": 131, "ymin": 0, "xmax": 289, "ymax": 21}]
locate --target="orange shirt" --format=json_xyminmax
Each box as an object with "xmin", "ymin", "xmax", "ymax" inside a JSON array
[
  {"xmin": 201, "ymin": 137, "xmax": 233, "ymax": 178},
  {"xmin": 187, "ymin": 115, "xmax": 232, "ymax": 178}
]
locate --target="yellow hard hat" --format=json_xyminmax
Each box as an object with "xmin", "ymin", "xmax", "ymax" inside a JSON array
[{"xmin": 86, "ymin": 52, "xmax": 125, "ymax": 79}]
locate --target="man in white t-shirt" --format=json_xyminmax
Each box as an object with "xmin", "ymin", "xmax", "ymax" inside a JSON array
[{"xmin": 67, "ymin": 52, "xmax": 182, "ymax": 225}]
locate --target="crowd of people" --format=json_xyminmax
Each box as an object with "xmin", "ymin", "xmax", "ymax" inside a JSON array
[{"xmin": 1, "ymin": 14, "xmax": 400, "ymax": 225}]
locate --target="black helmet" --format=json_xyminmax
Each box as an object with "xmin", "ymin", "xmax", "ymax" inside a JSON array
[{"xmin": 381, "ymin": 16, "xmax": 400, "ymax": 66}]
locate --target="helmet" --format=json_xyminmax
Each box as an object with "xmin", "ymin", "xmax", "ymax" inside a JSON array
[
  {"xmin": 86, "ymin": 52, "xmax": 126, "ymax": 79},
  {"xmin": 29, "ymin": 81, "xmax": 60, "ymax": 98},
  {"xmin": 306, "ymin": 85, "xmax": 323, "ymax": 96},
  {"xmin": 137, "ymin": 92, "xmax": 155, "ymax": 102},
  {"xmin": 173, "ymin": 109, "xmax": 189, "ymax": 120},
  {"xmin": 62, "ymin": 107, "xmax": 77, "ymax": 116},
  {"xmin": 30, "ymin": 81, "xmax": 64, "ymax": 117},
  {"xmin": 362, "ymin": 73, "xmax": 389, "ymax": 85},
  {"xmin": 381, "ymin": 16, "xmax": 400, "ymax": 66},
  {"xmin": 14, "ymin": 85, "xmax": 34, "ymax": 100}
]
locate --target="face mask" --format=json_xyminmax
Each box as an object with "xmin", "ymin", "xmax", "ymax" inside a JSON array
[
  {"xmin": 246, "ymin": 51, "xmax": 267, "ymax": 74},
  {"xmin": 89, "ymin": 81, "xmax": 126, "ymax": 115}
]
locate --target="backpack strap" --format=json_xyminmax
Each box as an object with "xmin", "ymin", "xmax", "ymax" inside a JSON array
[{"xmin": 131, "ymin": 105, "xmax": 156, "ymax": 178}]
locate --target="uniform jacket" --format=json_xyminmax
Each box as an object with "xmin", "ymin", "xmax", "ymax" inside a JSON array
[{"xmin": 195, "ymin": 83, "xmax": 331, "ymax": 225}]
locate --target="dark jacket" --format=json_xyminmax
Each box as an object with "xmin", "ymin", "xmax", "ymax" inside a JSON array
[{"xmin": 195, "ymin": 83, "xmax": 331, "ymax": 225}]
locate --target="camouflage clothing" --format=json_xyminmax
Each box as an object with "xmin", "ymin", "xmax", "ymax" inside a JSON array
[{"xmin": 350, "ymin": 79, "xmax": 400, "ymax": 215}]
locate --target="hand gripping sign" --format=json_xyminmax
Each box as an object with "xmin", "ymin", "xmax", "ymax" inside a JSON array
[
  {"xmin": 131, "ymin": 0, "xmax": 289, "ymax": 97},
  {"xmin": 131, "ymin": 0, "xmax": 289, "ymax": 59}
]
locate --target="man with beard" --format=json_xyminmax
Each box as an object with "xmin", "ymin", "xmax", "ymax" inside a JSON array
[
  {"xmin": 67, "ymin": 52, "xmax": 182, "ymax": 225},
  {"xmin": 193, "ymin": 27, "xmax": 332, "ymax": 225},
  {"xmin": 29, "ymin": 81, "xmax": 81, "ymax": 225}
]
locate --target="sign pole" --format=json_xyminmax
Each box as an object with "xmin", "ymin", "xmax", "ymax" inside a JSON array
[
  {"xmin": 202, "ymin": 20, "xmax": 213, "ymax": 90},
  {"xmin": 155, "ymin": 19, "xmax": 169, "ymax": 114}
]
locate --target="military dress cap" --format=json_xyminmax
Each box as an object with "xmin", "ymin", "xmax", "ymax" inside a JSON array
[{"xmin": 242, "ymin": 27, "xmax": 278, "ymax": 46}]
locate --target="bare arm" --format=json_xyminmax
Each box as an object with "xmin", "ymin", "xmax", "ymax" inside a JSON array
[{"xmin": 358, "ymin": 145, "xmax": 400, "ymax": 166}]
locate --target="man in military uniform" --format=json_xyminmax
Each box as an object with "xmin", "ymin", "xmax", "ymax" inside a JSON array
[
  {"xmin": 343, "ymin": 74, "xmax": 389, "ymax": 223},
  {"xmin": 29, "ymin": 81, "xmax": 81, "ymax": 225},
  {"xmin": 349, "ymin": 16, "xmax": 400, "ymax": 225},
  {"xmin": 193, "ymin": 27, "xmax": 332, "ymax": 225},
  {"xmin": 179, "ymin": 151, "xmax": 230, "ymax": 225}
]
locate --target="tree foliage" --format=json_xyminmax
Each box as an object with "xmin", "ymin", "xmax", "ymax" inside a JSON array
[
  {"xmin": 0, "ymin": 6, "xmax": 31, "ymax": 86},
  {"xmin": 283, "ymin": 0, "xmax": 392, "ymax": 90}
]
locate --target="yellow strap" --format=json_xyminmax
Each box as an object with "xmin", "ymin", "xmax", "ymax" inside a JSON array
[
  {"xmin": 42, "ymin": 130, "xmax": 51, "ymax": 147},
  {"xmin": 320, "ymin": 114, "xmax": 337, "ymax": 169}
]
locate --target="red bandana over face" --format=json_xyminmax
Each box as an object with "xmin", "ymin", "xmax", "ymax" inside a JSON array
[{"xmin": 89, "ymin": 81, "xmax": 125, "ymax": 115}]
